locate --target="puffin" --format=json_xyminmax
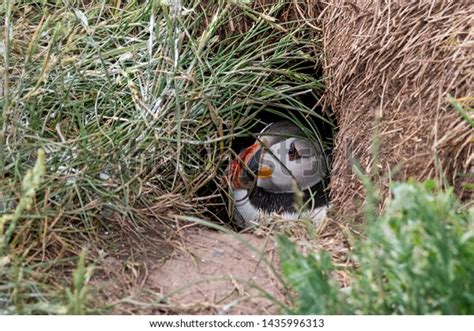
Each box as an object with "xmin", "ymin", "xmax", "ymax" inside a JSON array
[{"xmin": 229, "ymin": 121, "xmax": 330, "ymax": 228}]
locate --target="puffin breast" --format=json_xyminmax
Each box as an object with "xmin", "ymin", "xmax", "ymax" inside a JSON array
[{"xmin": 232, "ymin": 189, "xmax": 260, "ymax": 228}]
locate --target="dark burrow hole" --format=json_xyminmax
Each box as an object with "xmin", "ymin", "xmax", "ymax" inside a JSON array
[{"xmin": 198, "ymin": 67, "xmax": 337, "ymax": 229}]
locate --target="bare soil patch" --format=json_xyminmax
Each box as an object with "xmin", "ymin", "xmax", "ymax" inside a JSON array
[
  {"xmin": 87, "ymin": 213, "xmax": 352, "ymax": 314},
  {"xmin": 147, "ymin": 228, "xmax": 286, "ymax": 314}
]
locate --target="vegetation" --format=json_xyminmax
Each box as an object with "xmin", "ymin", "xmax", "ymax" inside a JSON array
[
  {"xmin": 1, "ymin": 0, "xmax": 326, "ymax": 313},
  {"xmin": 279, "ymin": 180, "xmax": 474, "ymax": 314}
]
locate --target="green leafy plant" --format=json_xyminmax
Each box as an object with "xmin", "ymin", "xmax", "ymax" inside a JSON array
[
  {"xmin": 278, "ymin": 235, "xmax": 349, "ymax": 314},
  {"xmin": 279, "ymin": 180, "xmax": 474, "ymax": 314}
]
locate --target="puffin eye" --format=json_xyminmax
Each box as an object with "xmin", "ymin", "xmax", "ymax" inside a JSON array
[{"xmin": 288, "ymin": 142, "xmax": 301, "ymax": 161}]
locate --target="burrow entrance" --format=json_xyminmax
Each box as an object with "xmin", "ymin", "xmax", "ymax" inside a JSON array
[{"xmin": 198, "ymin": 71, "xmax": 337, "ymax": 228}]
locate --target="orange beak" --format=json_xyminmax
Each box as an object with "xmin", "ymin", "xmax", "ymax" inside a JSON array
[{"xmin": 229, "ymin": 143, "xmax": 273, "ymax": 189}]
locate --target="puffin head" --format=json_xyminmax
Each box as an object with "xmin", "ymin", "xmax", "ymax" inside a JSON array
[{"xmin": 230, "ymin": 136, "xmax": 327, "ymax": 193}]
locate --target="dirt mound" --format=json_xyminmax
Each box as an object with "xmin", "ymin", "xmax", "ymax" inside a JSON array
[
  {"xmin": 320, "ymin": 1, "xmax": 473, "ymax": 215},
  {"xmin": 148, "ymin": 228, "xmax": 285, "ymax": 314}
]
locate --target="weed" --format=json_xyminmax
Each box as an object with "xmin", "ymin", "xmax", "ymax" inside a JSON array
[{"xmin": 279, "ymin": 180, "xmax": 474, "ymax": 314}]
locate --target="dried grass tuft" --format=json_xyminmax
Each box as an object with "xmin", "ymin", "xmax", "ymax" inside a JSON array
[{"xmin": 320, "ymin": 0, "xmax": 473, "ymax": 216}]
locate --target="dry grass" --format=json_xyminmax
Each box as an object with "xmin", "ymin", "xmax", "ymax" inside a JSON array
[{"xmin": 320, "ymin": 0, "xmax": 473, "ymax": 216}]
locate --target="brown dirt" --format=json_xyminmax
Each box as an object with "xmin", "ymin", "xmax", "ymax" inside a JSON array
[
  {"xmin": 147, "ymin": 228, "xmax": 286, "ymax": 315},
  {"xmin": 87, "ymin": 225, "xmax": 286, "ymax": 314},
  {"xmin": 88, "ymin": 213, "xmax": 353, "ymax": 315}
]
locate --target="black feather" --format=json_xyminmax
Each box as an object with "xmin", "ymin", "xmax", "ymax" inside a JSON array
[{"xmin": 249, "ymin": 178, "xmax": 329, "ymax": 214}]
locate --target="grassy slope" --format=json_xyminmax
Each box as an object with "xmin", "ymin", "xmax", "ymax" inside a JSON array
[{"xmin": 0, "ymin": 0, "xmax": 326, "ymax": 313}]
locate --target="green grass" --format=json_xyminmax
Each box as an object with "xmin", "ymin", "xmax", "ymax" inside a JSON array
[
  {"xmin": 279, "ymin": 180, "xmax": 474, "ymax": 314},
  {"xmin": 65, "ymin": 249, "xmax": 93, "ymax": 314},
  {"xmin": 0, "ymin": 148, "xmax": 93, "ymax": 314},
  {"xmin": 1, "ymin": 0, "xmax": 328, "ymax": 313}
]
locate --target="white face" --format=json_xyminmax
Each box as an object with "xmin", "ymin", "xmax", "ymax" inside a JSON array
[{"xmin": 257, "ymin": 138, "xmax": 327, "ymax": 193}]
